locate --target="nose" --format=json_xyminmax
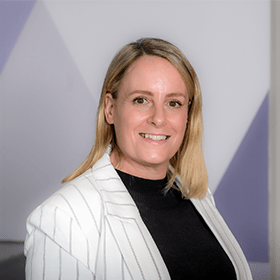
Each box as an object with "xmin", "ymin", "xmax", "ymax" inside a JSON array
[{"xmin": 148, "ymin": 104, "xmax": 167, "ymax": 127}]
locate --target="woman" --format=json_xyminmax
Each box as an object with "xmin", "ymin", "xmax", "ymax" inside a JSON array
[{"xmin": 24, "ymin": 38, "xmax": 252, "ymax": 279}]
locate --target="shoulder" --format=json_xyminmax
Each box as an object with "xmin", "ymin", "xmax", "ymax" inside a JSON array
[
  {"xmin": 31, "ymin": 149, "xmax": 115, "ymax": 220},
  {"xmin": 26, "ymin": 151, "xmax": 114, "ymax": 233},
  {"xmin": 26, "ymin": 149, "xmax": 121, "ymax": 233},
  {"xmin": 26, "ymin": 169, "xmax": 103, "ymax": 240},
  {"xmin": 45, "ymin": 168, "xmax": 103, "ymax": 215}
]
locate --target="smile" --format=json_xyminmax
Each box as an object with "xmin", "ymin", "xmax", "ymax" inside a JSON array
[{"xmin": 139, "ymin": 133, "xmax": 170, "ymax": 141}]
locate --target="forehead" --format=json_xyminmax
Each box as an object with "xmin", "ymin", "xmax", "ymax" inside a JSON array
[{"xmin": 119, "ymin": 55, "xmax": 188, "ymax": 95}]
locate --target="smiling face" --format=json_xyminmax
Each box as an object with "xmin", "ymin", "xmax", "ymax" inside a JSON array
[{"xmin": 105, "ymin": 55, "xmax": 189, "ymax": 179}]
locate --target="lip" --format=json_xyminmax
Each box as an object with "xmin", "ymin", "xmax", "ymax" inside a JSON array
[{"xmin": 139, "ymin": 133, "xmax": 170, "ymax": 145}]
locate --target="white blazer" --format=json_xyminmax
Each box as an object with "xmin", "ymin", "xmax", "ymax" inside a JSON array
[{"xmin": 24, "ymin": 148, "xmax": 252, "ymax": 280}]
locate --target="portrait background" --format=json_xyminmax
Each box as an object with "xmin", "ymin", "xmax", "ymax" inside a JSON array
[{"xmin": 0, "ymin": 0, "xmax": 270, "ymax": 278}]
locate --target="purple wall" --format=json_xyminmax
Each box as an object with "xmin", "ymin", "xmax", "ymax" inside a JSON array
[
  {"xmin": 214, "ymin": 94, "xmax": 269, "ymax": 262},
  {"xmin": 0, "ymin": 1, "xmax": 36, "ymax": 75}
]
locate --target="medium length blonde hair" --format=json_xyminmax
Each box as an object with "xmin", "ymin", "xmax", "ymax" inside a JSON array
[{"xmin": 63, "ymin": 38, "xmax": 208, "ymax": 199}]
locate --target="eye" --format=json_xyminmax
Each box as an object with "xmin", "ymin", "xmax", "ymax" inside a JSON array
[
  {"xmin": 133, "ymin": 97, "xmax": 148, "ymax": 105},
  {"xmin": 168, "ymin": 100, "xmax": 182, "ymax": 108}
]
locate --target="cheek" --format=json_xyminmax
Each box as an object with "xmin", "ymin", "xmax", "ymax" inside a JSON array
[
  {"xmin": 170, "ymin": 112, "xmax": 188, "ymax": 131},
  {"xmin": 124, "ymin": 108, "xmax": 149, "ymax": 126},
  {"xmin": 114, "ymin": 109, "xmax": 145, "ymax": 137}
]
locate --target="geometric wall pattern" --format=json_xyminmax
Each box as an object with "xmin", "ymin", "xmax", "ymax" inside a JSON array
[
  {"xmin": 0, "ymin": 1, "xmax": 36, "ymax": 75},
  {"xmin": 214, "ymin": 93, "xmax": 269, "ymax": 263},
  {"xmin": 0, "ymin": 1, "xmax": 270, "ymax": 278}
]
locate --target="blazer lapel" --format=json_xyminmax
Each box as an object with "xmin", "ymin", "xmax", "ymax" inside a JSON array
[{"xmin": 191, "ymin": 193, "xmax": 252, "ymax": 280}]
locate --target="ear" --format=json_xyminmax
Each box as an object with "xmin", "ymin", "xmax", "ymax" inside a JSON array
[{"xmin": 104, "ymin": 93, "xmax": 115, "ymax": 124}]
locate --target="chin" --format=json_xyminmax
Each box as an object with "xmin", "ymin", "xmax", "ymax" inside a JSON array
[{"xmin": 141, "ymin": 156, "xmax": 169, "ymax": 166}]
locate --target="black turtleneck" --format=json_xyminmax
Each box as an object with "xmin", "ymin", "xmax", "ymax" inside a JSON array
[{"xmin": 116, "ymin": 169, "xmax": 237, "ymax": 280}]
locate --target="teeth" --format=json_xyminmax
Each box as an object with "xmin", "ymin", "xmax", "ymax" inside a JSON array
[{"xmin": 140, "ymin": 133, "xmax": 168, "ymax": 141}]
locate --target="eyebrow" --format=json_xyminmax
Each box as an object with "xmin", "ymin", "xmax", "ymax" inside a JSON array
[{"xmin": 129, "ymin": 90, "xmax": 187, "ymax": 99}]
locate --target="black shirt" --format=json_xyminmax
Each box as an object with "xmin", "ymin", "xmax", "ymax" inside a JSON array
[{"xmin": 116, "ymin": 169, "xmax": 237, "ymax": 280}]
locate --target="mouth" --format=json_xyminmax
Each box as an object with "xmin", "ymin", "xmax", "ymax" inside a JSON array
[{"xmin": 139, "ymin": 133, "xmax": 170, "ymax": 141}]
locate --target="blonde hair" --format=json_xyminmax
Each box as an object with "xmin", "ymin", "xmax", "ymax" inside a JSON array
[{"xmin": 63, "ymin": 38, "xmax": 208, "ymax": 199}]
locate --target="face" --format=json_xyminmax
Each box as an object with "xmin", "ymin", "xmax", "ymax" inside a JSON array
[{"xmin": 105, "ymin": 55, "xmax": 189, "ymax": 179}]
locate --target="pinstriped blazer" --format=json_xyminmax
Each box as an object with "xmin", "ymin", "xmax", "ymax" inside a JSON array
[{"xmin": 24, "ymin": 148, "xmax": 252, "ymax": 280}]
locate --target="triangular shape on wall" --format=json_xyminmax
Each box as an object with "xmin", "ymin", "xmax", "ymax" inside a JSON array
[
  {"xmin": 214, "ymin": 93, "xmax": 269, "ymax": 263},
  {"xmin": 0, "ymin": 1, "xmax": 36, "ymax": 75}
]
